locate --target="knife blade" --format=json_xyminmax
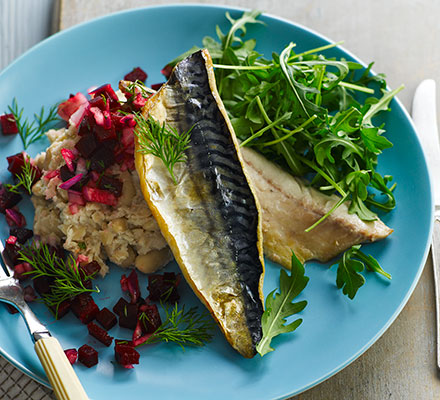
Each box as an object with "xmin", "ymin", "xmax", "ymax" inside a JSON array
[{"xmin": 412, "ymin": 79, "xmax": 440, "ymax": 371}]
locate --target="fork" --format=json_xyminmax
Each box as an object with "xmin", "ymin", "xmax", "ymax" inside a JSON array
[{"xmin": 0, "ymin": 240, "xmax": 88, "ymax": 400}]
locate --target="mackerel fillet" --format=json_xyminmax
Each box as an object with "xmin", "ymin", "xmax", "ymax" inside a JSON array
[{"xmin": 135, "ymin": 50, "xmax": 265, "ymax": 358}]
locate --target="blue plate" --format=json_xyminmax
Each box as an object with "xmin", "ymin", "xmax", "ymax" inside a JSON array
[{"xmin": 0, "ymin": 5, "xmax": 433, "ymax": 400}]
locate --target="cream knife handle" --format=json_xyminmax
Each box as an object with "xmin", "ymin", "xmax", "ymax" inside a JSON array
[
  {"xmin": 432, "ymin": 216, "xmax": 440, "ymax": 371},
  {"xmin": 34, "ymin": 337, "xmax": 89, "ymax": 400}
]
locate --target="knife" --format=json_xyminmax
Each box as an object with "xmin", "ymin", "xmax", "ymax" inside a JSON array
[{"xmin": 412, "ymin": 79, "xmax": 440, "ymax": 370}]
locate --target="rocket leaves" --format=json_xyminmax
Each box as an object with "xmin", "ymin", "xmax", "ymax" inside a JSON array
[
  {"xmin": 169, "ymin": 10, "xmax": 402, "ymax": 225},
  {"xmin": 257, "ymin": 252, "xmax": 309, "ymax": 357},
  {"xmin": 333, "ymin": 244, "xmax": 391, "ymax": 299}
]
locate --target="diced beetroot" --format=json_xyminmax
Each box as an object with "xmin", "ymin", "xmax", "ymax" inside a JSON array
[
  {"xmin": 6, "ymin": 153, "xmax": 42, "ymax": 183},
  {"xmin": 115, "ymin": 344, "xmax": 140, "ymax": 367},
  {"xmin": 13, "ymin": 262, "xmax": 32, "ymax": 281},
  {"xmin": 96, "ymin": 307, "xmax": 117, "ymax": 330},
  {"xmin": 76, "ymin": 254, "xmax": 89, "ymax": 265},
  {"xmin": 69, "ymin": 103, "xmax": 88, "ymax": 128},
  {"xmin": 75, "ymin": 157, "xmax": 87, "ymax": 174},
  {"xmin": 118, "ymin": 303, "xmax": 139, "ymax": 330},
  {"xmin": 88, "ymin": 95, "xmax": 108, "ymax": 112},
  {"xmin": 124, "ymin": 67, "xmax": 148, "ymax": 82},
  {"xmin": 147, "ymin": 272, "xmax": 181, "ymax": 303},
  {"xmin": 68, "ymin": 190, "xmax": 85, "ymax": 206},
  {"xmin": 3, "ymin": 237, "xmax": 21, "ymax": 265},
  {"xmin": 58, "ymin": 93, "xmax": 89, "ymax": 122},
  {"xmin": 64, "ymin": 348, "xmax": 78, "ymax": 365},
  {"xmin": 59, "ymin": 165, "xmax": 75, "ymax": 182},
  {"xmin": 120, "ymin": 114, "xmax": 136, "ymax": 128},
  {"xmin": 80, "ymin": 261, "xmax": 100, "ymax": 279},
  {"xmin": 151, "ymin": 83, "xmax": 164, "ymax": 91},
  {"xmin": 97, "ymin": 175, "xmax": 123, "ymax": 197},
  {"xmin": 90, "ymin": 145, "xmax": 115, "ymax": 172},
  {"xmin": 10, "ymin": 227, "xmax": 33, "ymax": 244},
  {"xmin": 78, "ymin": 344, "xmax": 98, "ymax": 368},
  {"xmin": 5, "ymin": 303, "xmax": 18, "ymax": 314},
  {"xmin": 120, "ymin": 269, "xmax": 140, "ymax": 304},
  {"xmin": 121, "ymin": 128, "xmax": 134, "ymax": 153},
  {"xmin": 61, "ymin": 149, "xmax": 76, "ymax": 172},
  {"xmin": 94, "ymin": 124, "xmax": 117, "ymax": 143},
  {"xmin": 161, "ymin": 65, "xmax": 173, "ymax": 80},
  {"xmin": 113, "ymin": 297, "xmax": 130, "ymax": 316},
  {"xmin": 33, "ymin": 275, "xmax": 53, "ymax": 296},
  {"xmin": 89, "ymin": 107, "xmax": 105, "ymax": 127},
  {"xmin": 52, "ymin": 299, "xmax": 71, "ymax": 319},
  {"xmin": 44, "ymin": 169, "xmax": 60, "ymax": 181},
  {"xmin": 5, "ymin": 208, "xmax": 26, "ymax": 227},
  {"xmin": 23, "ymin": 285, "xmax": 37, "ymax": 302},
  {"xmin": 82, "ymin": 186, "xmax": 117, "ymax": 206},
  {"xmin": 87, "ymin": 322, "xmax": 113, "ymax": 346},
  {"xmin": 59, "ymin": 173, "xmax": 84, "ymax": 191},
  {"xmin": 71, "ymin": 293, "xmax": 99, "ymax": 324},
  {"xmin": 89, "ymin": 84, "xmax": 119, "ymax": 109},
  {"xmin": 138, "ymin": 303, "xmax": 162, "ymax": 334},
  {"xmin": 78, "ymin": 116, "xmax": 93, "ymax": 137},
  {"xmin": 0, "ymin": 185, "xmax": 22, "ymax": 213},
  {"xmin": 0, "ymin": 113, "xmax": 19, "ymax": 135},
  {"xmin": 132, "ymin": 93, "xmax": 147, "ymax": 110}
]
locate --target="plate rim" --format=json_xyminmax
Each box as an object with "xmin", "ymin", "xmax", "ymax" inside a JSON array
[{"xmin": 0, "ymin": 3, "xmax": 434, "ymax": 398}]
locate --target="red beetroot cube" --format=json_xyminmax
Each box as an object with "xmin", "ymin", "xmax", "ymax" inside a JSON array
[
  {"xmin": 0, "ymin": 185, "xmax": 22, "ymax": 213},
  {"xmin": 82, "ymin": 186, "xmax": 117, "ymax": 206},
  {"xmin": 3, "ymin": 237, "xmax": 21, "ymax": 265},
  {"xmin": 87, "ymin": 322, "xmax": 113, "ymax": 347},
  {"xmin": 147, "ymin": 272, "xmax": 180, "ymax": 303},
  {"xmin": 96, "ymin": 307, "xmax": 117, "ymax": 330},
  {"xmin": 138, "ymin": 303, "xmax": 162, "ymax": 334},
  {"xmin": 115, "ymin": 344, "xmax": 139, "ymax": 367},
  {"xmin": 118, "ymin": 303, "xmax": 139, "ymax": 330},
  {"xmin": 80, "ymin": 261, "xmax": 100, "ymax": 280},
  {"xmin": 6, "ymin": 153, "xmax": 42, "ymax": 182},
  {"xmin": 124, "ymin": 67, "xmax": 147, "ymax": 83},
  {"xmin": 75, "ymin": 134, "xmax": 97, "ymax": 159},
  {"xmin": 161, "ymin": 65, "xmax": 173, "ymax": 80},
  {"xmin": 13, "ymin": 262, "xmax": 32, "ymax": 281},
  {"xmin": 90, "ymin": 145, "xmax": 115, "ymax": 172},
  {"xmin": 0, "ymin": 113, "xmax": 19, "ymax": 135},
  {"xmin": 9, "ymin": 227, "xmax": 33, "ymax": 244},
  {"xmin": 71, "ymin": 293, "xmax": 99, "ymax": 324},
  {"xmin": 5, "ymin": 208, "xmax": 26, "ymax": 227},
  {"xmin": 113, "ymin": 297, "xmax": 129, "ymax": 316},
  {"xmin": 33, "ymin": 275, "xmax": 53, "ymax": 296},
  {"xmin": 97, "ymin": 175, "xmax": 123, "ymax": 197},
  {"xmin": 150, "ymin": 83, "xmax": 164, "ymax": 91},
  {"xmin": 120, "ymin": 269, "xmax": 140, "ymax": 304},
  {"xmin": 64, "ymin": 348, "xmax": 78, "ymax": 365},
  {"xmin": 51, "ymin": 299, "xmax": 71, "ymax": 319},
  {"xmin": 78, "ymin": 344, "xmax": 98, "ymax": 368}
]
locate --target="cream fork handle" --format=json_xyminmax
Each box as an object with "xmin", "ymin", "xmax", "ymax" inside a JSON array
[{"xmin": 35, "ymin": 336, "xmax": 89, "ymax": 400}]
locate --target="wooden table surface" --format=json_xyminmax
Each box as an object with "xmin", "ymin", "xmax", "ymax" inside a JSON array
[{"xmin": 2, "ymin": 1, "xmax": 440, "ymax": 399}]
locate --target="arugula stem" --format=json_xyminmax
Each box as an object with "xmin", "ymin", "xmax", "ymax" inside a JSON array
[
  {"xmin": 262, "ymin": 115, "xmax": 317, "ymax": 147},
  {"xmin": 304, "ymin": 193, "xmax": 349, "ymax": 232},
  {"xmin": 213, "ymin": 63, "xmax": 272, "ymax": 70},
  {"xmin": 255, "ymin": 96, "xmax": 303, "ymax": 175},
  {"xmin": 339, "ymin": 81, "xmax": 374, "ymax": 94},
  {"xmin": 239, "ymin": 113, "xmax": 290, "ymax": 147},
  {"xmin": 288, "ymin": 41, "xmax": 344, "ymax": 61}
]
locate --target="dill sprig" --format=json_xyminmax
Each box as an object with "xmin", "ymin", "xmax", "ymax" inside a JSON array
[
  {"xmin": 18, "ymin": 243, "xmax": 99, "ymax": 318},
  {"xmin": 134, "ymin": 114, "xmax": 192, "ymax": 184},
  {"xmin": 138, "ymin": 304, "xmax": 215, "ymax": 349},
  {"xmin": 6, "ymin": 155, "xmax": 37, "ymax": 195},
  {"xmin": 8, "ymin": 98, "xmax": 61, "ymax": 149},
  {"xmin": 127, "ymin": 80, "xmax": 156, "ymax": 98}
]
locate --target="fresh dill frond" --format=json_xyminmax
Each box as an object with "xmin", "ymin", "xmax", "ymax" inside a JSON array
[
  {"xmin": 127, "ymin": 80, "xmax": 156, "ymax": 99},
  {"xmin": 5, "ymin": 155, "xmax": 37, "ymax": 195},
  {"xmin": 139, "ymin": 304, "xmax": 215, "ymax": 349},
  {"xmin": 18, "ymin": 243, "xmax": 99, "ymax": 318},
  {"xmin": 134, "ymin": 114, "xmax": 192, "ymax": 184},
  {"xmin": 7, "ymin": 98, "xmax": 61, "ymax": 149}
]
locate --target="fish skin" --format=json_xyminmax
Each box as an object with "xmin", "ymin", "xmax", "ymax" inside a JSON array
[
  {"xmin": 135, "ymin": 50, "xmax": 265, "ymax": 358},
  {"xmin": 240, "ymin": 146, "xmax": 393, "ymax": 268}
]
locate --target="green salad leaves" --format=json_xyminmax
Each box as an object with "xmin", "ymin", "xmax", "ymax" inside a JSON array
[
  {"xmin": 167, "ymin": 10, "xmax": 395, "ymax": 299},
  {"xmin": 257, "ymin": 252, "xmax": 309, "ymax": 357}
]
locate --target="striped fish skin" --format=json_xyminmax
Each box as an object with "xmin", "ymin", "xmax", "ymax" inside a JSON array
[
  {"xmin": 240, "ymin": 146, "xmax": 393, "ymax": 268},
  {"xmin": 135, "ymin": 50, "xmax": 265, "ymax": 358}
]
